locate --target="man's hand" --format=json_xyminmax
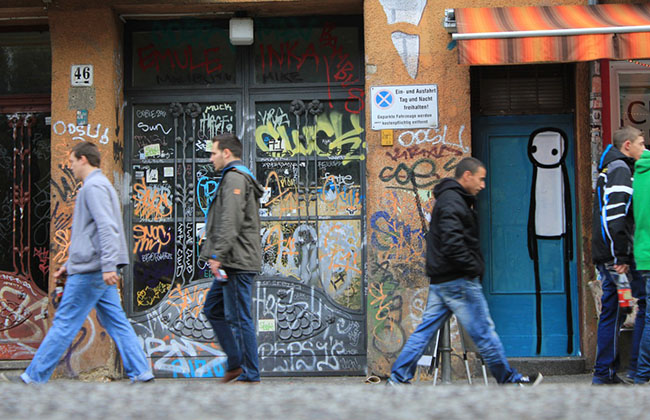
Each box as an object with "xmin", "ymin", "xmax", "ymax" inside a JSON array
[
  {"xmin": 208, "ymin": 259, "xmax": 221, "ymax": 277},
  {"xmin": 614, "ymin": 264, "xmax": 629, "ymax": 275},
  {"xmin": 53, "ymin": 266, "xmax": 67, "ymax": 280},
  {"xmin": 103, "ymin": 271, "xmax": 120, "ymax": 286}
]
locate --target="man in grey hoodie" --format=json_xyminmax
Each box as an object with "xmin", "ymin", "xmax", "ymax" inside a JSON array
[{"xmin": 17, "ymin": 142, "xmax": 153, "ymax": 384}]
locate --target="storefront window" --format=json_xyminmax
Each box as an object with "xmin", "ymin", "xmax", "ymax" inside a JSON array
[{"xmin": 611, "ymin": 60, "xmax": 650, "ymax": 142}]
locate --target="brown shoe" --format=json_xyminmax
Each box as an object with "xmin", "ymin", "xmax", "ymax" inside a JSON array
[
  {"xmin": 221, "ymin": 367, "xmax": 243, "ymax": 383},
  {"xmin": 234, "ymin": 380, "xmax": 261, "ymax": 385}
]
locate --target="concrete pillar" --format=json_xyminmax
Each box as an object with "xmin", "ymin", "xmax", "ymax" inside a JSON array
[{"xmin": 48, "ymin": 6, "xmax": 124, "ymax": 380}]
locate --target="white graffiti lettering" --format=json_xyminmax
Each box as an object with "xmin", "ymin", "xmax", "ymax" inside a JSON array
[{"xmin": 52, "ymin": 121, "xmax": 110, "ymax": 144}]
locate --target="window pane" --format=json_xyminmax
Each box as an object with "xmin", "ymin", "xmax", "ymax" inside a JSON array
[
  {"xmin": 0, "ymin": 33, "xmax": 51, "ymax": 94},
  {"xmin": 619, "ymin": 71, "xmax": 650, "ymax": 140},
  {"xmin": 132, "ymin": 23, "xmax": 236, "ymax": 87},
  {"xmin": 254, "ymin": 18, "xmax": 362, "ymax": 86}
]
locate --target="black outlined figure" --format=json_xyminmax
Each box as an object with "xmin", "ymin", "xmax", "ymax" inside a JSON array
[{"xmin": 527, "ymin": 128, "xmax": 574, "ymax": 355}]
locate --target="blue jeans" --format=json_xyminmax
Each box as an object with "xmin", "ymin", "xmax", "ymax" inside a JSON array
[
  {"xmin": 390, "ymin": 277, "xmax": 522, "ymax": 384},
  {"xmin": 203, "ymin": 271, "xmax": 260, "ymax": 381},
  {"xmin": 593, "ymin": 264, "xmax": 646, "ymax": 381},
  {"xmin": 634, "ymin": 271, "xmax": 650, "ymax": 383},
  {"xmin": 22, "ymin": 271, "xmax": 153, "ymax": 384}
]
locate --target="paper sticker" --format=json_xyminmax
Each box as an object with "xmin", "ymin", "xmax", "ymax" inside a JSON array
[
  {"xmin": 144, "ymin": 144, "xmax": 161, "ymax": 158},
  {"xmin": 258, "ymin": 319, "xmax": 276, "ymax": 332},
  {"xmin": 267, "ymin": 136, "xmax": 283, "ymax": 152},
  {"xmin": 206, "ymin": 140, "xmax": 213, "ymax": 152},
  {"xmin": 135, "ymin": 171, "xmax": 145, "ymax": 180},
  {"xmin": 164, "ymin": 166, "xmax": 174, "ymax": 177},
  {"xmin": 146, "ymin": 168, "xmax": 158, "ymax": 183},
  {"xmin": 196, "ymin": 222, "xmax": 205, "ymax": 241}
]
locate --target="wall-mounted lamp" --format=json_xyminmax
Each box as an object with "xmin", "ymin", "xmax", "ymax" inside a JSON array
[
  {"xmin": 229, "ymin": 17, "xmax": 254, "ymax": 45},
  {"xmin": 443, "ymin": 9, "xmax": 457, "ymax": 33}
]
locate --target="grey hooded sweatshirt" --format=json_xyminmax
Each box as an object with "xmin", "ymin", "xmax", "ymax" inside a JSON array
[{"xmin": 65, "ymin": 169, "xmax": 129, "ymax": 274}]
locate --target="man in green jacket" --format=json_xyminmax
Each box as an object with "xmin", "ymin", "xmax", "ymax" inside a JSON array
[
  {"xmin": 634, "ymin": 146, "xmax": 650, "ymax": 384},
  {"xmin": 201, "ymin": 133, "xmax": 263, "ymax": 383}
]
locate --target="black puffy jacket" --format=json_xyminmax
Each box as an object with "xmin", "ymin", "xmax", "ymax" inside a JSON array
[
  {"xmin": 592, "ymin": 145, "xmax": 636, "ymax": 265},
  {"xmin": 426, "ymin": 178, "xmax": 485, "ymax": 284}
]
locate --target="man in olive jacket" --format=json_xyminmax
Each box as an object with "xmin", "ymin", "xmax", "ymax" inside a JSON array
[{"xmin": 201, "ymin": 133, "xmax": 263, "ymax": 383}]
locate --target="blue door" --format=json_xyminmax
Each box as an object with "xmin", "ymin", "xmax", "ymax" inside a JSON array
[{"xmin": 474, "ymin": 114, "xmax": 579, "ymax": 356}]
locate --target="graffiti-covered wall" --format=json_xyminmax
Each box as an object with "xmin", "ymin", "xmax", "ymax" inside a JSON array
[
  {"xmin": 364, "ymin": 0, "xmax": 591, "ymax": 375},
  {"xmin": 0, "ymin": 0, "xmax": 597, "ymax": 378},
  {"xmin": 363, "ymin": 0, "xmax": 473, "ymax": 375}
]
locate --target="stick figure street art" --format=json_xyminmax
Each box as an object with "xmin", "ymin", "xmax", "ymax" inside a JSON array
[{"xmin": 527, "ymin": 128, "xmax": 574, "ymax": 355}]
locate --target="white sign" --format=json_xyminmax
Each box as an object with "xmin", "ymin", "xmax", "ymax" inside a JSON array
[
  {"xmin": 71, "ymin": 65, "xmax": 93, "ymax": 87},
  {"xmin": 371, "ymin": 84, "xmax": 438, "ymax": 130}
]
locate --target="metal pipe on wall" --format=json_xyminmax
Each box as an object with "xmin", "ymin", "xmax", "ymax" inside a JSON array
[{"xmin": 452, "ymin": 24, "xmax": 650, "ymax": 40}]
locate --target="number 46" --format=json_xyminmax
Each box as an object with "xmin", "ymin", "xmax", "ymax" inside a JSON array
[{"xmin": 74, "ymin": 66, "xmax": 90, "ymax": 81}]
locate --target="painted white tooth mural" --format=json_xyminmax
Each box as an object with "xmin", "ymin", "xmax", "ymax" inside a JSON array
[
  {"xmin": 391, "ymin": 32, "xmax": 420, "ymax": 79},
  {"xmin": 379, "ymin": 0, "xmax": 428, "ymax": 25}
]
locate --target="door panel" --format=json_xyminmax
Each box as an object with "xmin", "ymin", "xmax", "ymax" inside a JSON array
[
  {"xmin": 252, "ymin": 95, "xmax": 366, "ymax": 373},
  {"xmin": 124, "ymin": 16, "xmax": 366, "ymax": 376},
  {"xmin": 127, "ymin": 98, "xmax": 241, "ymax": 377},
  {"xmin": 0, "ymin": 112, "xmax": 50, "ymax": 359},
  {"xmin": 475, "ymin": 114, "xmax": 578, "ymax": 356}
]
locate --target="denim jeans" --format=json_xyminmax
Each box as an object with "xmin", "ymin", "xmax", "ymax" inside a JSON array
[
  {"xmin": 593, "ymin": 264, "xmax": 646, "ymax": 381},
  {"xmin": 21, "ymin": 271, "xmax": 153, "ymax": 384},
  {"xmin": 634, "ymin": 271, "xmax": 650, "ymax": 383},
  {"xmin": 390, "ymin": 277, "xmax": 522, "ymax": 384},
  {"xmin": 203, "ymin": 271, "xmax": 260, "ymax": 382}
]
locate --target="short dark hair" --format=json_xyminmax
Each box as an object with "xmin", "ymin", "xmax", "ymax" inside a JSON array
[
  {"xmin": 454, "ymin": 157, "xmax": 484, "ymax": 179},
  {"xmin": 212, "ymin": 133, "xmax": 242, "ymax": 158},
  {"xmin": 613, "ymin": 126, "xmax": 642, "ymax": 150},
  {"xmin": 71, "ymin": 142, "xmax": 101, "ymax": 167}
]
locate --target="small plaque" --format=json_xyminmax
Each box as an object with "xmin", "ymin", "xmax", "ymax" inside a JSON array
[
  {"xmin": 71, "ymin": 65, "xmax": 93, "ymax": 87},
  {"xmin": 381, "ymin": 129, "xmax": 394, "ymax": 146},
  {"xmin": 164, "ymin": 167, "xmax": 174, "ymax": 177}
]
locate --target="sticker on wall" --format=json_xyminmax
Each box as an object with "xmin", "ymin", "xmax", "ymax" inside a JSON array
[
  {"xmin": 135, "ymin": 170, "xmax": 144, "ymax": 180},
  {"xmin": 391, "ymin": 32, "xmax": 420, "ymax": 79},
  {"xmin": 263, "ymin": 134, "xmax": 284, "ymax": 152},
  {"xmin": 76, "ymin": 109, "xmax": 88, "ymax": 126},
  {"xmin": 379, "ymin": 0, "xmax": 428, "ymax": 25},
  {"xmin": 258, "ymin": 319, "xmax": 276, "ymax": 332},
  {"xmin": 164, "ymin": 167, "xmax": 174, "ymax": 177},
  {"xmin": 146, "ymin": 168, "xmax": 159, "ymax": 184},
  {"xmin": 143, "ymin": 144, "xmax": 161, "ymax": 158}
]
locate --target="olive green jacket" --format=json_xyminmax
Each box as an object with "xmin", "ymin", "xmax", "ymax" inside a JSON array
[{"xmin": 199, "ymin": 161, "xmax": 263, "ymax": 272}]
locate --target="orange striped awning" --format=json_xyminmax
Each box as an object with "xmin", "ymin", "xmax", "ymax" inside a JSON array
[{"xmin": 455, "ymin": 4, "xmax": 650, "ymax": 65}]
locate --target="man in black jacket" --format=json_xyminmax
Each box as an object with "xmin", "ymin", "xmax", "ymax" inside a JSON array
[
  {"xmin": 592, "ymin": 126, "xmax": 646, "ymax": 385},
  {"xmin": 388, "ymin": 157, "xmax": 542, "ymax": 386}
]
